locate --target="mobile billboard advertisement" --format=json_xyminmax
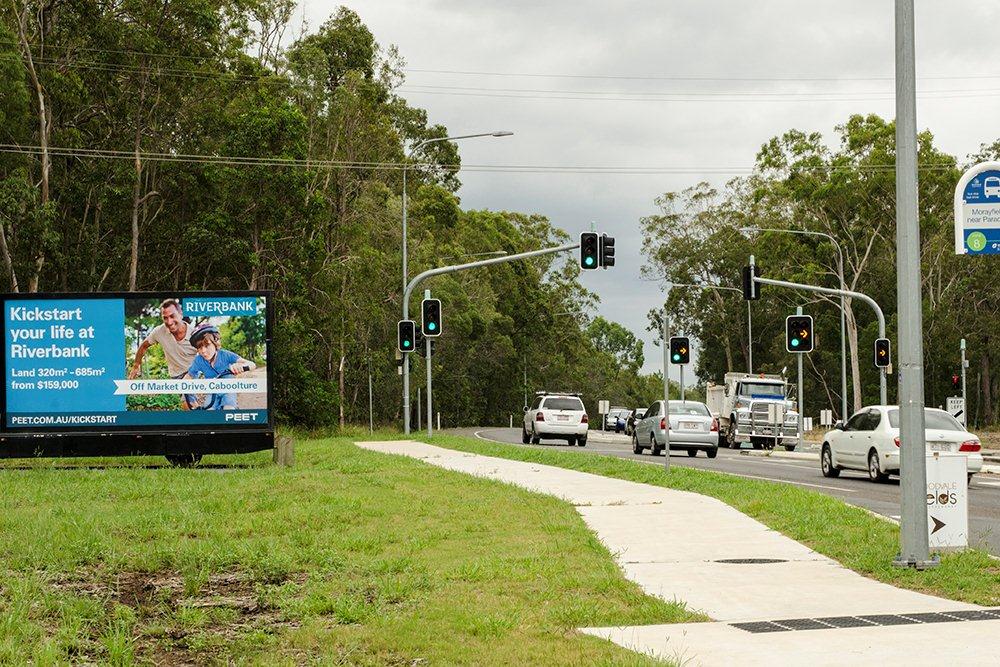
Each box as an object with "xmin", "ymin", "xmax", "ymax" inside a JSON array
[{"xmin": 2, "ymin": 292, "xmax": 271, "ymax": 437}]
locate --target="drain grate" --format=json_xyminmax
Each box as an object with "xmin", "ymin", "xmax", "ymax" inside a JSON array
[
  {"xmin": 714, "ymin": 558, "xmax": 788, "ymax": 564},
  {"xmin": 731, "ymin": 608, "xmax": 1000, "ymax": 633}
]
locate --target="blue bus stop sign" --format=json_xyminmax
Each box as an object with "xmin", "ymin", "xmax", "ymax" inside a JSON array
[{"xmin": 955, "ymin": 161, "xmax": 1000, "ymax": 254}]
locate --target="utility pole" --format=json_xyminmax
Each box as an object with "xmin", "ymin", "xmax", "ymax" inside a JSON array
[
  {"xmin": 797, "ymin": 306, "xmax": 804, "ymax": 450},
  {"xmin": 893, "ymin": 0, "xmax": 934, "ymax": 570},
  {"xmin": 747, "ymin": 300, "xmax": 753, "ymax": 374}
]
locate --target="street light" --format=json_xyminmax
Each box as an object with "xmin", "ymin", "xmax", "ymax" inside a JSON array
[
  {"xmin": 402, "ymin": 131, "xmax": 513, "ymax": 293},
  {"xmin": 400, "ymin": 130, "xmax": 513, "ymax": 434},
  {"xmin": 670, "ymin": 283, "xmax": 752, "ymax": 374},
  {"xmin": 741, "ymin": 226, "xmax": 849, "ymax": 421}
]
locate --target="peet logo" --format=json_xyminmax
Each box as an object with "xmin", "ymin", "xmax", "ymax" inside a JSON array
[
  {"xmin": 182, "ymin": 297, "xmax": 256, "ymax": 317},
  {"xmin": 225, "ymin": 412, "xmax": 260, "ymax": 422}
]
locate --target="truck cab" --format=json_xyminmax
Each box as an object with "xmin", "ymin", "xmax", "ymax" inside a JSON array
[{"xmin": 707, "ymin": 372, "xmax": 799, "ymax": 450}]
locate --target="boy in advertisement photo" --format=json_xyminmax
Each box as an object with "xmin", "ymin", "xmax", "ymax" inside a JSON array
[{"xmin": 184, "ymin": 323, "xmax": 257, "ymax": 410}]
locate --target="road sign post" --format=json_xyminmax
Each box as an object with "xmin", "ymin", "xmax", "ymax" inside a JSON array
[{"xmin": 955, "ymin": 162, "xmax": 1000, "ymax": 254}]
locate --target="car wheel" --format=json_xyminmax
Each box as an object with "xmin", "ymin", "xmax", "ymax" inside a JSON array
[
  {"xmin": 784, "ymin": 445, "xmax": 796, "ymax": 452},
  {"xmin": 632, "ymin": 432, "xmax": 643, "ymax": 455},
  {"xmin": 726, "ymin": 419, "xmax": 738, "ymax": 449},
  {"xmin": 650, "ymin": 434, "xmax": 662, "ymax": 457},
  {"xmin": 687, "ymin": 449, "xmax": 698, "ymax": 458},
  {"xmin": 821, "ymin": 444, "xmax": 840, "ymax": 478},
  {"xmin": 577, "ymin": 437, "xmax": 587, "ymax": 447},
  {"xmin": 706, "ymin": 447, "xmax": 718, "ymax": 459},
  {"xmin": 868, "ymin": 449, "xmax": 889, "ymax": 483},
  {"xmin": 530, "ymin": 428, "xmax": 540, "ymax": 445},
  {"xmin": 567, "ymin": 437, "xmax": 576, "ymax": 447},
  {"xmin": 521, "ymin": 426, "xmax": 530, "ymax": 444}
]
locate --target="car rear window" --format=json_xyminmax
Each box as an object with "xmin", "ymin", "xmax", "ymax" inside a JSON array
[
  {"xmin": 887, "ymin": 409, "xmax": 963, "ymax": 431},
  {"xmin": 669, "ymin": 401, "xmax": 710, "ymax": 416},
  {"xmin": 543, "ymin": 397, "xmax": 584, "ymax": 411}
]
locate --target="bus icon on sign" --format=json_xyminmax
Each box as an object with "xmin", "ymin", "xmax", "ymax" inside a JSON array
[{"xmin": 985, "ymin": 176, "xmax": 1000, "ymax": 198}]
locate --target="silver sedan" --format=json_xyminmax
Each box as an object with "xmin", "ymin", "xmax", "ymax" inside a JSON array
[{"xmin": 633, "ymin": 400, "xmax": 720, "ymax": 458}]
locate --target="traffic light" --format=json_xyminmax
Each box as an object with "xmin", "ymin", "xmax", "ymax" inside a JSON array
[
  {"xmin": 422, "ymin": 298, "xmax": 442, "ymax": 337},
  {"xmin": 669, "ymin": 336, "xmax": 690, "ymax": 365},
  {"xmin": 599, "ymin": 234, "xmax": 616, "ymax": 269},
  {"xmin": 742, "ymin": 265, "xmax": 761, "ymax": 300},
  {"xmin": 873, "ymin": 338, "xmax": 891, "ymax": 368},
  {"xmin": 580, "ymin": 232, "xmax": 599, "ymax": 270},
  {"xmin": 785, "ymin": 315, "xmax": 814, "ymax": 353},
  {"xmin": 397, "ymin": 320, "xmax": 416, "ymax": 352},
  {"xmin": 952, "ymin": 373, "xmax": 961, "ymax": 391}
]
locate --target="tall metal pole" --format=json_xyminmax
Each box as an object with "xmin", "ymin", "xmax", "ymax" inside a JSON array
[
  {"xmin": 662, "ymin": 305, "xmax": 671, "ymax": 472},
  {"xmin": 425, "ymin": 288, "xmax": 433, "ymax": 438},
  {"xmin": 417, "ymin": 386, "xmax": 421, "ymax": 432},
  {"xmin": 797, "ymin": 306, "xmax": 805, "ymax": 450},
  {"xmin": 747, "ymin": 300, "xmax": 753, "ymax": 374},
  {"xmin": 893, "ymin": 0, "xmax": 934, "ymax": 569}
]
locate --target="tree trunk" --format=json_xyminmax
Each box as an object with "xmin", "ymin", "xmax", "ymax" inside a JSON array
[
  {"xmin": 15, "ymin": 4, "xmax": 51, "ymax": 292},
  {"xmin": 0, "ymin": 220, "xmax": 19, "ymax": 292},
  {"xmin": 844, "ymin": 298, "xmax": 862, "ymax": 412}
]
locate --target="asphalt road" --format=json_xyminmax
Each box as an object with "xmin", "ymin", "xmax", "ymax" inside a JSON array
[{"xmin": 456, "ymin": 427, "xmax": 1000, "ymax": 557}]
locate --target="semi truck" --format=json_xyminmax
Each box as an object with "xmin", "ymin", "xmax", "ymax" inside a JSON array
[{"xmin": 706, "ymin": 372, "xmax": 800, "ymax": 451}]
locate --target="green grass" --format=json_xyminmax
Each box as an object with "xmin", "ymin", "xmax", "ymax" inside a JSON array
[
  {"xmin": 0, "ymin": 431, "xmax": 699, "ymax": 665},
  {"xmin": 425, "ymin": 433, "xmax": 1000, "ymax": 607}
]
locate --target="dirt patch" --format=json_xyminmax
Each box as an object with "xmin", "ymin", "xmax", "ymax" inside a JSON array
[{"xmin": 53, "ymin": 568, "xmax": 305, "ymax": 664}]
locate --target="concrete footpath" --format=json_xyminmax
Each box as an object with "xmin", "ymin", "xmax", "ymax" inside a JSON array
[{"xmin": 358, "ymin": 441, "xmax": 1000, "ymax": 666}]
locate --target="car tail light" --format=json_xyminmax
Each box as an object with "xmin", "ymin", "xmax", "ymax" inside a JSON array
[
  {"xmin": 535, "ymin": 411, "xmax": 544, "ymax": 422},
  {"xmin": 581, "ymin": 414, "xmax": 588, "ymax": 424},
  {"xmin": 894, "ymin": 437, "xmax": 900, "ymax": 448},
  {"xmin": 711, "ymin": 418, "xmax": 719, "ymax": 432},
  {"xmin": 959, "ymin": 440, "xmax": 981, "ymax": 452}
]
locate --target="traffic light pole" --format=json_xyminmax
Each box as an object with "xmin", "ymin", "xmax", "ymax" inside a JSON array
[
  {"xmin": 401, "ymin": 242, "xmax": 579, "ymax": 433},
  {"xmin": 753, "ymin": 274, "xmax": 887, "ymax": 406},
  {"xmin": 662, "ymin": 306, "xmax": 671, "ymax": 472},
  {"xmin": 797, "ymin": 305, "xmax": 804, "ymax": 450},
  {"xmin": 680, "ymin": 365, "xmax": 685, "ymax": 403},
  {"xmin": 425, "ymin": 288, "xmax": 433, "ymax": 438}
]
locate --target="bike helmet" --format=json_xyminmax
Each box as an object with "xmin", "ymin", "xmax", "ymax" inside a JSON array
[{"xmin": 190, "ymin": 323, "xmax": 220, "ymax": 347}]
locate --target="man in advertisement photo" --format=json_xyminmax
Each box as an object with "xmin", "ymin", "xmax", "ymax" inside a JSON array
[{"xmin": 127, "ymin": 299, "xmax": 197, "ymax": 408}]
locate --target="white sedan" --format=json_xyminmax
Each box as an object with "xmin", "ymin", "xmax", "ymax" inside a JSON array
[{"xmin": 820, "ymin": 405, "xmax": 983, "ymax": 483}]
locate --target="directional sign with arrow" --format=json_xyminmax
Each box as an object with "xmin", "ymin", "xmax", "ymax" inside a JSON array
[{"xmin": 926, "ymin": 453, "xmax": 968, "ymax": 550}]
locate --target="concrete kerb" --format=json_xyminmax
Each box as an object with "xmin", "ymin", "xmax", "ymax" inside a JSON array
[{"xmin": 355, "ymin": 439, "xmax": 991, "ymax": 665}]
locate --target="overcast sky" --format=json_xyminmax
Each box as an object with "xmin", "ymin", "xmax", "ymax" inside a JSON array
[{"xmin": 298, "ymin": 1, "xmax": 1000, "ymax": 377}]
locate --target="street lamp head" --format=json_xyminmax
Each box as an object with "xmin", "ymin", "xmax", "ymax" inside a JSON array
[{"xmin": 491, "ymin": 131, "xmax": 514, "ymax": 137}]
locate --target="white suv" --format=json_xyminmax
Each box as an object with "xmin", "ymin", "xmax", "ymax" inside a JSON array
[{"xmin": 523, "ymin": 392, "xmax": 589, "ymax": 446}]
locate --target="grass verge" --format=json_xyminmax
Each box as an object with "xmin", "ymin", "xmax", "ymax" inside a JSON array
[
  {"xmin": 0, "ymin": 432, "xmax": 699, "ymax": 665},
  {"xmin": 424, "ymin": 433, "xmax": 1000, "ymax": 607}
]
